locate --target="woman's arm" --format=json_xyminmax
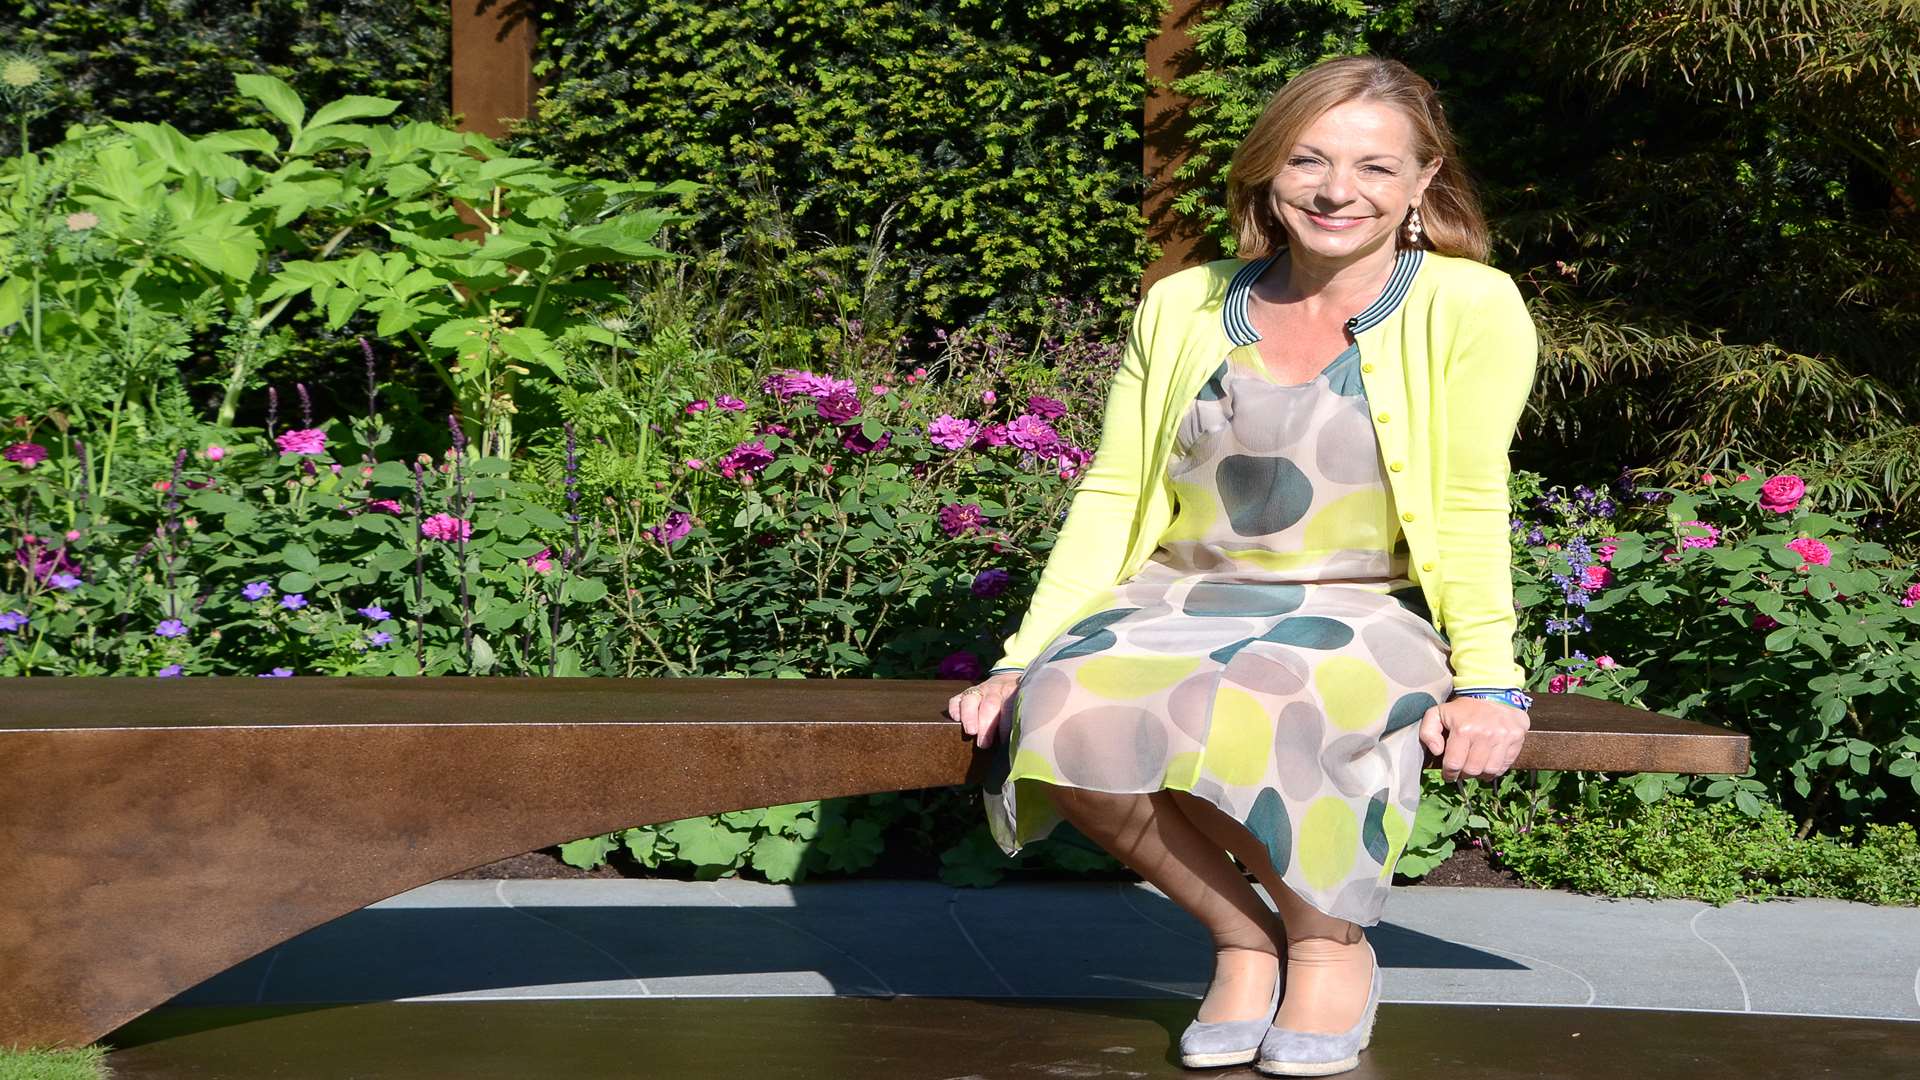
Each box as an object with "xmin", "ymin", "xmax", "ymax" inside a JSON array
[
  {"xmin": 1433, "ymin": 272, "xmax": 1539, "ymax": 691},
  {"xmin": 988, "ymin": 287, "xmax": 1164, "ymax": 674}
]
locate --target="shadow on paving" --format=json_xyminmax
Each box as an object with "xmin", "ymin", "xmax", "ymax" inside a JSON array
[{"xmin": 104, "ymin": 997, "xmax": 1918, "ymax": 1079}]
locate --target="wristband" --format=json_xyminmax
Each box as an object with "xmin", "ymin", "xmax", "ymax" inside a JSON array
[{"xmin": 1450, "ymin": 687, "xmax": 1533, "ymax": 711}]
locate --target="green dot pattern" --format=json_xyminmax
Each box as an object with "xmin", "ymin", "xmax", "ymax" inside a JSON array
[{"xmin": 982, "ymin": 342, "xmax": 1453, "ymax": 927}]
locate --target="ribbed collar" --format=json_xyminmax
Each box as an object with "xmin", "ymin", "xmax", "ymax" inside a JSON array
[{"xmin": 1222, "ymin": 246, "xmax": 1425, "ymax": 347}]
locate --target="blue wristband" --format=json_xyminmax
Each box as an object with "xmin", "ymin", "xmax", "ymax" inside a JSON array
[{"xmin": 1451, "ymin": 687, "xmax": 1534, "ymax": 710}]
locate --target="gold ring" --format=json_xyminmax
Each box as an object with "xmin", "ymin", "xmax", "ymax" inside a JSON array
[{"xmin": 961, "ymin": 687, "xmax": 982, "ymax": 697}]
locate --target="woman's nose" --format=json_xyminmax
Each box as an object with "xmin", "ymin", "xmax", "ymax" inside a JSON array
[{"xmin": 1317, "ymin": 167, "xmax": 1357, "ymax": 203}]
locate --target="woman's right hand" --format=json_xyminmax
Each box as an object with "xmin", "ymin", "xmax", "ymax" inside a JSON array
[{"xmin": 948, "ymin": 672, "xmax": 1023, "ymax": 750}]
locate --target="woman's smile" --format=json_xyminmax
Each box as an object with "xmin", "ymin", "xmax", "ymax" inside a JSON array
[{"xmin": 1303, "ymin": 210, "xmax": 1369, "ymax": 231}]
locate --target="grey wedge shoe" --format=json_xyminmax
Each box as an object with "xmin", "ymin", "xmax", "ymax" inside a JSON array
[
  {"xmin": 1178, "ymin": 956, "xmax": 1285, "ymax": 1069},
  {"xmin": 1253, "ymin": 938, "xmax": 1381, "ymax": 1077}
]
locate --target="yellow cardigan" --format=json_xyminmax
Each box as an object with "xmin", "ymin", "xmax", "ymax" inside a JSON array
[{"xmin": 988, "ymin": 247, "xmax": 1538, "ymax": 691}]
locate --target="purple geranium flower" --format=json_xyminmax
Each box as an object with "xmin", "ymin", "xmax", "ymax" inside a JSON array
[
  {"xmin": 280, "ymin": 594, "xmax": 307, "ymax": 610},
  {"xmin": 358, "ymin": 604, "xmax": 391, "ymax": 620},
  {"xmin": 157, "ymin": 664, "xmax": 184, "ymax": 677},
  {"xmin": 3, "ymin": 442, "xmax": 49, "ymax": 468},
  {"xmin": 938, "ymin": 502, "xmax": 988, "ymax": 538},
  {"xmin": 649, "ymin": 510, "xmax": 693, "ymax": 546},
  {"xmin": 926, "ymin": 415, "xmax": 981, "ymax": 451},
  {"xmin": 155, "ymin": 619, "xmax": 188, "ymax": 638},
  {"xmin": 1005, "ymin": 414, "xmax": 1060, "ymax": 454},
  {"xmin": 368, "ymin": 630, "xmax": 393, "ymax": 647},
  {"xmin": 971, "ymin": 568, "xmax": 1011, "ymax": 597},
  {"xmin": 815, "ymin": 390, "xmax": 862, "ymax": 424},
  {"xmin": 242, "ymin": 581, "xmax": 273, "ymax": 601},
  {"xmin": 49, "ymin": 572, "xmax": 81, "ymax": 590},
  {"xmin": 938, "ymin": 651, "xmax": 984, "ymax": 681},
  {"xmin": 0, "ymin": 610, "xmax": 26, "ymax": 632},
  {"xmin": 258, "ymin": 667, "xmax": 295, "ymax": 677},
  {"xmin": 1024, "ymin": 395, "xmax": 1067, "ymax": 420}
]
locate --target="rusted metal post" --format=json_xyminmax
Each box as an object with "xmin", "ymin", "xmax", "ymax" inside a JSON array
[
  {"xmin": 451, "ymin": 1, "xmax": 538, "ymax": 138},
  {"xmin": 1143, "ymin": 0, "xmax": 1221, "ymax": 294}
]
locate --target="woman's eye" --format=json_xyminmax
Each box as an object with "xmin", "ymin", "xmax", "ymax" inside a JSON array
[{"xmin": 1287, "ymin": 157, "xmax": 1319, "ymax": 167}]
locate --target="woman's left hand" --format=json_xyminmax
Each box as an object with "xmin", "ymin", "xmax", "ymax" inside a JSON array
[{"xmin": 1418, "ymin": 697, "xmax": 1530, "ymax": 781}]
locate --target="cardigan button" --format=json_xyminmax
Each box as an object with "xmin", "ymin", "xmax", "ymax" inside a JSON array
[
  {"xmin": 1401, "ymin": 511, "xmax": 1416, "ymax": 522},
  {"xmin": 1361, "ymin": 362, "xmax": 1375, "ymax": 374},
  {"xmin": 1375, "ymin": 411, "xmax": 1390, "ymax": 423},
  {"xmin": 1389, "ymin": 461, "xmax": 1404, "ymax": 472},
  {"xmin": 1422, "ymin": 561, "xmax": 1436, "ymax": 572}
]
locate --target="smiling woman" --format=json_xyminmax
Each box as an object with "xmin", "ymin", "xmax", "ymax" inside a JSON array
[{"xmin": 951, "ymin": 55, "xmax": 1539, "ymax": 1077}]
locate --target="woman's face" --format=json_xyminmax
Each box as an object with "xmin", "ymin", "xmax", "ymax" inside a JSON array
[{"xmin": 1264, "ymin": 98, "xmax": 1441, "ymax": 263}]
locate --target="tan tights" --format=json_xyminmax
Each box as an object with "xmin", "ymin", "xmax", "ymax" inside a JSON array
[{"xmin": 1044, "ymin": 784, "xmax": 1376, "ymax": 1033}]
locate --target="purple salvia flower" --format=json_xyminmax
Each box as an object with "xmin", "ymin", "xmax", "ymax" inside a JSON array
[
  {"xmin": 296, "ymin": 381, "xmax": 313, "ymax": 428},
  {"xmin": 359, "ymin": 336, "xmax": 380, "ymax": 421},
  {"xmin": 266, "ymin": 386, "xmax": 279, "ymax": 442}
]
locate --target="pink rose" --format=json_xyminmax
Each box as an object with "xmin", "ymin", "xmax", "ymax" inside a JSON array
[
  {"xmin": 205, "ymin": 445, "xmax": 226, "ymax": 462},
  {"xmin": 1752, "ymin": 612, "xmax": 1781, "ymax": 631},
  {"xmin": 1785, "ymin": 536, "xmax": 1831, "ymax": 568},
  {"xmin": 527, "ymin": 547, "xmax": 554, "ymax": 574},
  {"xmin": 1677, "ymin": 520, "xmax": 1720, "ymax": 549},
  {"xmin": 1595, "ymin": 655, "xmax": 1617, "ymax": 670},
  {"xmin": 1901, "ymin": 583, "xmax": 1920, "ymax": 608},
  {"xmin": 1547, "ymin": 674, "xmax": 1583, "ymax": 693},
  {"xmin": 420, "ymin": 513, "xmax": 473, "ymax": 542},
  {"xmin": 1759, "ymin": 474, "xmax": 1806, "ymax": 514},
  {"xmin": 1579, "ymin": 564, "xmax": 1613, "ymax": 591},
  {"xmin": 275, "ymin": 428, "xmax": 327, "ymax": 456}
]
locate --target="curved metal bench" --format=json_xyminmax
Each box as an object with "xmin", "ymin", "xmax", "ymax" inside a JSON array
[{"xmin": 0, "ymin": 677, "xmax": 1747, "ymax": 1049}]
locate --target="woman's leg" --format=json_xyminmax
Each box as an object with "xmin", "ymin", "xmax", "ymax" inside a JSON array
[
  {"xmin": 1163, "ymin": 788, "xmax": 1376, "ymax": 1034},
  {"xmin": 1044, "ymin": 784, "xmax": 1286, "ymax": 1023}
]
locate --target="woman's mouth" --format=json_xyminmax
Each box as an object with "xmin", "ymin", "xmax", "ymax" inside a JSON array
[{"xmin": 1303, "ymin": 210, "xmax": 1367, "ymax": 231}]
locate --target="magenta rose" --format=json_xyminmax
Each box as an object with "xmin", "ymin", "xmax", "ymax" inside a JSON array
[{"xmin": 1758, "ymin": 474, "xmax": 1805, "ymax": 514}]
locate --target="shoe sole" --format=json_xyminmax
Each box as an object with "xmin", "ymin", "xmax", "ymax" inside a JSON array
[{"xmin": 1180, "ymin": 1047, "xmax": 1261, "ymax": 1068}]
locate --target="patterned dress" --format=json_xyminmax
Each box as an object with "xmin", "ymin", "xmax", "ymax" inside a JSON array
[{"xmin": 982, "ymin": 339, "xmax": 1453, "ymax": 927}]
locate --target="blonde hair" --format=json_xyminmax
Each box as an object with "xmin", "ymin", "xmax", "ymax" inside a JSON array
[{"xmin": 1225, "ymin": 56, "xmax": 1490, "ymax": 263}]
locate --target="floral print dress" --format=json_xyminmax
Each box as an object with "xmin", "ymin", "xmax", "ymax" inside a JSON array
[{"xmin": 982, "ymin": 339, "xmax": 1454, "ymax": 927}]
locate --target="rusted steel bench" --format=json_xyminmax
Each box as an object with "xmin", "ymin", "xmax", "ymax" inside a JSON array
[{"xmin": 0, "ymin": 677, "xmax": 1747, "ymax": 1050}]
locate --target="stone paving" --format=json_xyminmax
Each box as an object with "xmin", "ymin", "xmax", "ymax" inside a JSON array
[{"xmin": 166, "ymin": 879, "xmax": 1920, "ymax": 1023}]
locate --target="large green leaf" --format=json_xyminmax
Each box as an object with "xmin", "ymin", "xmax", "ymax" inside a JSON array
[
  {"xmin": 234, "ymin": 73, "xmax": 306, "ymax": 134},
  {"xmin": 308, "ymin": 94, "xmax": 402, "ymax": 128}
]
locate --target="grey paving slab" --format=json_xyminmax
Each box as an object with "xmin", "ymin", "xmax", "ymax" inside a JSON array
[{"xmin": 162, "ymin": 879, "xmax": 1920, "ymax": 1024}]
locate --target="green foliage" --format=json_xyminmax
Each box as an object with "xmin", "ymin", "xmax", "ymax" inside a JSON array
[
  {"xmin": 1484, "ymin": 786, "xmax": 1920, "ymax": 906},
  {"xmin": 0, "ymin": 0, "xmax": 448, "ymax": 156},
  {"xmin": 0, "ymin": 75, "xmax": 695, "ymax": 466},
  {"xmin": 1508, "ymin": 468, "xmax": 1920, "ymax": 840},
  {"xmin": 523, "ymin": 0, "xmax": 1161, "ymax": 334}
]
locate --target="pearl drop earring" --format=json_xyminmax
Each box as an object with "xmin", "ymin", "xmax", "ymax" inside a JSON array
[{"xmin": 1405, "ymin": 204, "xmax": 1424, "ymax": 245}]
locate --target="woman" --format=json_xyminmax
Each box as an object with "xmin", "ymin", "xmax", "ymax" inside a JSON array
[{"xmin": 946, "ymin": 55, "xmax": 1537, "ymax": 1075}]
